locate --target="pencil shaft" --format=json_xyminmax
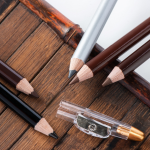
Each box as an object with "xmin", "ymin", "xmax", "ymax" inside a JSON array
[
  {"xmin": 0, "ymin": 83, "xmax": 41, "ymax": 127},
  {"xmin": 72, "ymin": 0, "xmax": 117, "ymax": 62},
  {"xmin": 120, "ymin": 40, "xmax": 150, "ymax": 75},
  {"xmin": 87, "ymin": 18, "xmax": 150, "ymax": 74},
  {"xmin": 0, "ymin": 60, "xmax": 23, "ymax": 86}
]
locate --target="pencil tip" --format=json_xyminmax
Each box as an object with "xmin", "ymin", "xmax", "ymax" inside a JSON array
[
  {"xmin": 69, "ymin": 76, "xmax": 79, "ymax": 85},
  {"xmin": 68, "ymin": 70, "xmax": 77, "ymax": 78},
  {"xmin": 31, "ymin": 91, "xmax": 39, "ymax": 98},
  {"xmin": 49, "ymin": 131, "xmax": 58, "ymax": 139},
  {"xmin": 102, "ymin": 77, "xmax": 112, "ymax": 87}
]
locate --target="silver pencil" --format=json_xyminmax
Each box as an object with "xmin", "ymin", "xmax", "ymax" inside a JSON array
[{"xmin": 69, "ymin": 0, "xmax": 118, "ymax": 78}]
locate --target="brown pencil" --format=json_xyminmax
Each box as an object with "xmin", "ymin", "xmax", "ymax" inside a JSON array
[
  {"xmin": 70, "ymin": 18, "xmax": 150, "ymax": 85},
  {"xmin": 102, "ymin": 40, "xmax": 150, "ymax": 86},
  {"xmin": 0, "ymin": 60, "xmax": 39, "ymax": 97}
]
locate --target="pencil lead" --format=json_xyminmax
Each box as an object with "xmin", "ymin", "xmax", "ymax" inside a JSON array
[
  {"xmin": 69, "ymin": 76, "xmax": 79, "ymax": 85},
  {"xmin": 49, "ymin": 131, "xmax": 58, "ymax": 139},
  {"xmin": 68, "ymin": 70, "xmax": 77, "ymax": 78},
  {"xmin": 31, "ymin": 91, "xmax": 39, "ymax": 98},
  {"xmin": 102, "ymin": 77, "xmax": 112, "ymax": 87}
]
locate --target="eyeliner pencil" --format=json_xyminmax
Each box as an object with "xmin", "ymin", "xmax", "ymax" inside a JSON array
[
  {"xmin": 0, "ymin": 60, "xmax": 38, "ymax": 97},
  {"xmin": 103, "ymin": 40, "xmax": 150, "ymax": 86},
  {"xmin": 68, "ymin": 0, "xmax": 118, "ymax": 78},
  {"xmin": 0, "ymin": 83, "xmax": 58, "ymax": 139},
  {"xmin": 70, "ymin": 18, "xmax": 150, "ymax": 84}
]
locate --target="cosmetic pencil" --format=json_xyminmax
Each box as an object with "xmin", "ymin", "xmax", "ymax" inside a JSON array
[
  {"xmin": 68, "ymin": 0, "xmax": 118, "ymax": 78},
  {"xmin": 0, "ymin": 83, "xmax": 58, "ymax": 139},
  {"xmin": 0, "ymin": 59, "xmax": 39, "ymax": 97},
  {"xmin": 102, "ymin": 40, "xmax": 150, "ymax": 86},
  {"xmin": 70, "ymin": 18, "xmax": 150, "ymax": 84}
]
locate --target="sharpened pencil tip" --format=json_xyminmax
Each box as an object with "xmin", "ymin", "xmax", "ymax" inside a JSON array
[
  {"xmin": 31, "ymin": 91, "xmax": 39, "ymax": 98},
  {"xmin": 102, "ymin": 77, "xmax": 112, "ymax": 87},
  {"xmin": 49, "ymin": 131, "xmax": 58, "ymax": 139},
  {"xmin": 68, "ymin": 70, "xmax": 77, "ymax": 78},
  {"xmin": 69, "ymin": 76, "xmax": 79, "ymax": 85}
]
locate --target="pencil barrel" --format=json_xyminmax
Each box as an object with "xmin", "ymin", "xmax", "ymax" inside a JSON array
[
  {"xmin": 0, "ymin": 60, "xmax": 23, "ymax": 86},
  {"xmin": 0, "ymin": 83, "xmax": 41, "ymax": 127}
]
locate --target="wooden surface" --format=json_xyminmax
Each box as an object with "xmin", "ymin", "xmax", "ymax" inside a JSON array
[
  {"xmin": 19, "ymin": 0, "xmax": 150, "ymax": 108},
  {"xmin": 0, "ymin": 1, "xmax": 149, "ymax": 150}
]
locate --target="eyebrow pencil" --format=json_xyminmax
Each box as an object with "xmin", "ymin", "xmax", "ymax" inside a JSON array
[
  {"xmin": 57, "ymin": 100, "xmax": 144, "ymax": 141},
  {"xmin": 70, "ymin": 18, "xmax": 150, "ymax": 84},
  {"xmin": 0, "ymin": 60, "xmax": 38, "ymax": 97},
  {"xmin": 103, "ymin": 40, "xmax": 150, "ymax": 86},
  {"xmin": 68, "ymin": 0, "xmax": 118, "ymax": 78},
  {"xmin": 0, "ymin": 83, "xmax": 58, "ymax": 139}
]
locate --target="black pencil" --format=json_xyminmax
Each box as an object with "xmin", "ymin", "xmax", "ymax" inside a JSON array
[{"xmin": 0, "ymin": 83, "xmax": 58, "ymax": 139}]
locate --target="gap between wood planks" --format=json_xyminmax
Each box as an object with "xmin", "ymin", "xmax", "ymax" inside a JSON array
[
  {"xmin": 1, "ymin": 2, "xmax": 149, "ymax": 149},
  {"xmin": 0, "ymin": 0, "xmax": 19, "ymax": 23},
  {"xmin": 92, "ymin": 98, "xmax": 139, "ymax": 150},
  {"xmin": 52, "ymin": 85, "xmax": 110, "ymax": 150}
]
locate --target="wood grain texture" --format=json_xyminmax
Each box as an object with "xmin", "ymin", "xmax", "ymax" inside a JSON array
[
  {"xmin": 0, "ymin": 3, "xmax": 42, "ymax": 62},
  {"xmin": 0, "ymin": 3, "xmax": 42, "ymax": 114},
  {"xmin": 11, "ymin": 65, "xmax": 109, "ymax": 149},
  {"xmin": 0, "ymin": 23, "xmax": 64, "ymax": 149},
  {"xmin": 0, "ymin": 20, "xmax": 63, "ymax": 113},
  {"xmin": 0, "ymin": 1, "xmax": 149, "ymax": 149},
  {"xmin": 0, "ymin": 0, "xmax": 19, "ymax": 22},
  {"xmin": 53, "ymin": 84, "xmax": 137, "ymax": 150},
  {"xmin": 0, "ymin": 44, "xmax": 71, "ymax": 149},
  {"xmin": 139, "ymin": 135, "xmax": 150, "ymax": 150},
  {"xmin": 96, "ymin": 101, "xmax": 150, "ymax": 150},
  {"xmin": 19, "ymin": 0, "xmax": 150, "ymax": 108},
  {"xmin": 19, "ymin": 0, "xmax": 75, "ymax": 39}
]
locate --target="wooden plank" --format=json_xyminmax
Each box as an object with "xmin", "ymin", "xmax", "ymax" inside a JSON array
[
  {"xmin": 53, "ymin": 84, "xmax": 137, "ymax": 150},
  {"xmin": 19, "ymin": 0, "xmax": 150, "ymax": 108},
  {"xmin": 10, "ymin": 72, "xmax": 135, "ymax": 149},
  {"xmin": 0, "ymin": 3, "xmax": 42, "ymax": 113},
  {"xmin": 0, "ymin": 23, "xmax": 63, "ymax": 149},
  {"xmin": 0, "ymin": 21, "xmax": 63, "ymax": 97},
  {"xmin": 1, "ymin": 44, "xmax": 73, "ymax": 149},
  {"xmin": 0, "ymin": 0, "xmax": 19, "ymax": 22},
  {"xmin": 0, "ymin": 3, "xmax": 42, "ymax": 62},
  {"xmin": 96, "ymin": 101, "xmax": 150, "ymax": 150},
  {"xmin": 138, "ymin": 135, "xmax": 150, "ymax": 150}
]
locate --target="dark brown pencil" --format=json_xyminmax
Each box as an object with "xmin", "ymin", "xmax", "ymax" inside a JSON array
[
  {"xmin": 102, "ymin": 40, "xmax": 150, "ymax": 86},
  {"xmin": 0, "ymin": 60, "xmax": 39, "ymax": 97},
  {"xmin": 0, "ymin": 83, "xmax": 58, "ymax": 139},
  {"xmin": 70, "ymin": 18, "xmax": 150, "ymax": 85}
]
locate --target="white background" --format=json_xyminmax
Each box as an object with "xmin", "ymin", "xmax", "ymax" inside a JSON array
[{"xmin": 46, "ymin": 0, "xmax": 150, "ymax": 82}]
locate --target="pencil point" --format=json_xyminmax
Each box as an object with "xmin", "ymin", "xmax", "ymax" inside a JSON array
[
  {"xmin": 69, "ymin": 76, "xmax": 79, "ymax": 85},
  {"xmin": 49, "ymin": 131, "xmax": 58, "ymax": 139},
  {"xmin": 68, "ymin": 70, "xmax": 77, "ymax": 78},
  {"xmin": 102, "ymin": 77, "xmax": 112, "ymax": 87},
  {"xmin": 31, "ymin": 91, "xmax": 39, "ymax": 98}
]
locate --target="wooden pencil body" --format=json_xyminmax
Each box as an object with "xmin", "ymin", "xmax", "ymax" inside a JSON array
[
  {"xmin": 120, "ymin": 40, "xmax": 150, "ymax": 75},
  {"xmin": 87, "ymin": 18, "xmax": 150, "ymax": 75},
  {"xmin": 19, "ymin": 0, "xmax": 150, "ymax": 107},
  {"xmin": 0, "ymin": 83, "xmax": 41, "ymax": 127},
  {"xmin": 0, "ymin": 60, "xmax": 23, "ymax": 86},
  {"xmin": 0, "ymin": 83, "xmax": 56, "ymax": 137}
]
